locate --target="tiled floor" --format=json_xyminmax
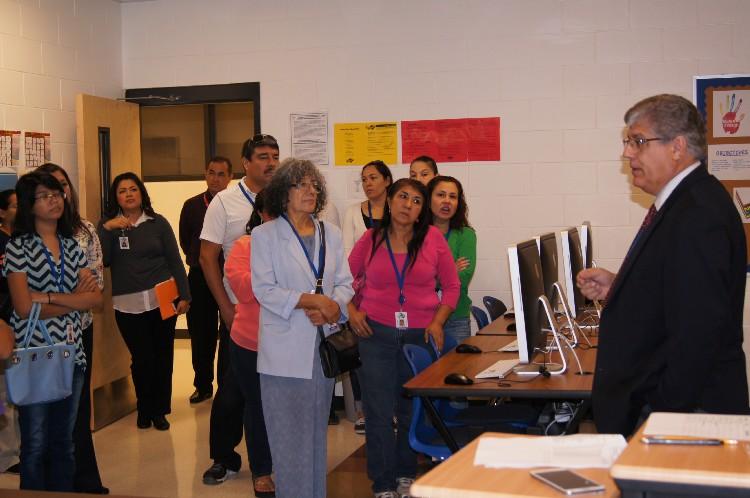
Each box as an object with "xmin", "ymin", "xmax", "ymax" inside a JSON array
[{"xmin": 0, "ymin": 340, "xmax": 367, "ymax": 497}]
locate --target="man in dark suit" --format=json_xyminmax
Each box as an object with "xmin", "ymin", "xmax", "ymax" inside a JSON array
[{"xmin": 577, "ymin": 94, "xmax": 749, "ymax": 436}]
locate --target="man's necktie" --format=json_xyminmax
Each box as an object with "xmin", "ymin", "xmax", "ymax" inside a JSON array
[{"xmin": 604, "ymin": 204, "xmax": 657, "ymax": 304}]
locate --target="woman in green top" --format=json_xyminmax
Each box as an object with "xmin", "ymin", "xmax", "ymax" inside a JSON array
[{"xmin": 427, "ymin": 176, "xmax": 476, "ymax": 342}]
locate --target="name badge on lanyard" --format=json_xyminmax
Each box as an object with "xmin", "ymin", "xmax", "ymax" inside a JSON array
[
  {"xmin": 384, "ymin": 233, "xmax": 410, "ymax": 329},
  {"xmin": 119, "ymin": 233, "xmax": 130, "ymax": 250}
]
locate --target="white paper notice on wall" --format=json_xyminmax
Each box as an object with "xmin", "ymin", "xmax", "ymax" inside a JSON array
[
  {"xmin": 0, "ymin": 130, "xmax": 21, "ymax": 173},
  {"xmin": 291, "ymin": 112, "xmax": 329, "ymax": 166},
  {"xmin": 24, "ymin": 132, "xmax": 51, "ymax": 169}
]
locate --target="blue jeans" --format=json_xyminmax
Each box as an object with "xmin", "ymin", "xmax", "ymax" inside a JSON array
[
  {"xmin": 229, "ymin": 339, "xmax": 273, "ymax": 478},
  {"xmin": 444, "ymin": 317, "xmax": 471, "ymax": 344},
  {"xmin": 358, "ymin": 319, "xmax": 434, "ymax": 493},
  {"xmin": 18, "ymin": 365, "xmax": 85, "ymax": 491}
]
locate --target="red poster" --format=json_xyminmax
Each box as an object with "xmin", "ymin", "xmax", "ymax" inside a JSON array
[{"xmin": 401, "ymin": 117, "xmax": 500, "ymax": 164}]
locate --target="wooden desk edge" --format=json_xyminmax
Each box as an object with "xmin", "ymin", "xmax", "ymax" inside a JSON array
[{"xmin": 611, "ymin": 462, "xmax": 750, "ymax": 489}]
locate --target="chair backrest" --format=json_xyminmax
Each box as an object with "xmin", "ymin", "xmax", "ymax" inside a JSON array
[
  {"xmin": 471, "ymin": 305, "xmax": 489, "ymax": 329},
  {"xmin": 483, "ymin": 295, "xmax": 508, "ymax": 321},
  {"xmin": 428, "ymin": 334, "xmax": 458, "ymax": 358},
  {"xmin": 402, "ymin": 344, "xmax": 453, "ymax": 460}
]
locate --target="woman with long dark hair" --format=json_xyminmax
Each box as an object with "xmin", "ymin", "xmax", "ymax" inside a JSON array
[
  {"xmin": 35, "ymin": 163, "xmax": 108, "ymax": 494},
  {"xmin": 4, "ymin": 171, "xmax": 102, "ymax": 491},
  {"xmin": 427, "ymin": 176, "xmax": 476, "ymax": 342},
  {"xmin": 97, "ymin": 172, "xmax": 190, "ymax": 431},
  {"xmin": 347, "ymin": 178, "xmax": 460, "ymax": 498}
]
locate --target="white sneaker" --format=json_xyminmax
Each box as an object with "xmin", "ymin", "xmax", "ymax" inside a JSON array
[
  {"xmin": 396, "ymin": 477, "xmax": 415, "ymax": 498},
  {"xmin": 374, "ymin": 491, "xmax": 398, "ymax": 498}
]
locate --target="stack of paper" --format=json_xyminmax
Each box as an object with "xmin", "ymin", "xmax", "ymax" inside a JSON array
[
  {"xmin": 643, "ymin": 412, "xmax": 750, "ymax": 441},
  {"xmin": 474, "ymin": 434, "xmax": 627, "ymax": 469}
]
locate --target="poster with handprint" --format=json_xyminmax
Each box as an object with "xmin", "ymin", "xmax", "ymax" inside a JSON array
[{"xmin": 712, "ymin": 90, "xmax": 748, "ymax": 139}]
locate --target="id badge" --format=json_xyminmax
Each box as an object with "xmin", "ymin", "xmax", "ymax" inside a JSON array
[
  {"xmin": 66, "ymin": 323, "xmax": 75, "ymax": 344},
  {"xmin": 119, "ymin": 236, "xmax": 130, "ymax": 250},
  {"xmin": 395, "ymin": 311, "xmax": 408, "ymax": 329}
]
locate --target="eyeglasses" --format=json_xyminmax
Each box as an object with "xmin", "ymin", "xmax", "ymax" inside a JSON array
[
  {"xmin": 34, "ymin": 192, "xmax": 66, "ymax": 203},
  {"xmin": 291, "ymin": 181, "xmax": 322, "ymax": 193},
  {"xmin": 622, "ymin": 136, "xmax": 663, "ymax": 149},
  {"xmin": 251, "ymin": 133, "xmax": 278, "ymax": 145}
]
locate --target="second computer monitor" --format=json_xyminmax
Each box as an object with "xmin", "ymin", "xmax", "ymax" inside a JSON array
[
  {"xmin": 536, "ymin": 232, "xmax": 558, "ymax": 307},
  {"xmin": 508, "ymin": 239, "xmax": 547, "ymax": 364},
  {"xmin": 580, "ymin": 221, "xmax": 593, "ymax": 269},
  {"xmin": 561, "ymin": 227, "xmax": 586, "ymax": 317}
]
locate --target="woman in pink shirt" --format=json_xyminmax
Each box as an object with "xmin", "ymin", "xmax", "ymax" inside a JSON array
[
  {"xmin": 347, "ymin": 178, "xmax": 460, "ymax": 498},
  {"xmin": 223, "ymin": 193, "xmax": 275, "ymax": 498}
]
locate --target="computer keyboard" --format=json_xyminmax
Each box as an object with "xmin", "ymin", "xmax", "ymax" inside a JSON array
[
  {"xmin": 475, "ymin": 359, "xmax": 519, "ymax": 379},
  {"xmin": 499, "ymin": 340, "xmax": 519, "ymax": 352}
]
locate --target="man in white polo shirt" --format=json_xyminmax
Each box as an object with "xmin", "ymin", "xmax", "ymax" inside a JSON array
[{"xmin": 199, "ymin": 134, "xmax": 279, "ymax": 486}]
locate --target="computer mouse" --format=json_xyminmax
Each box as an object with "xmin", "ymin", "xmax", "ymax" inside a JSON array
[
  {"xmin": 506, "ymin": 323, "xmax": 516, "ymax": 332},
  {"xmin": 444, "ymin": 373, "xmax": 474, "ymax": 385},
  {"xmin": 504, "ymin": 312, "xmax": 515, "ymax": 319},
  {"xmin": 455, "ymin": 343, "xmax": 482, "ymax": 354}
]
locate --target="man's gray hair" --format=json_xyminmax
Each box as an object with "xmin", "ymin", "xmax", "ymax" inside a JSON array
[
  {"xmin": 264, "ymin": 157, "xmax": 327, "ymax": 217},
  {"xmin": 624, "ymin": 94, "xmax": 706, "ymax": 161}
]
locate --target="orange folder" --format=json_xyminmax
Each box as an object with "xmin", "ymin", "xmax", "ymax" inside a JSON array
[{"xmin": 155, "ymin": 278, "xmax": 178, "ymax": 320}]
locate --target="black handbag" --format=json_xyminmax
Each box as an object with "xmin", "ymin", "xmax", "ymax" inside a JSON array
[{"xmin": 314, "ymin": 222, "xmax": 361, "ymax": 378}]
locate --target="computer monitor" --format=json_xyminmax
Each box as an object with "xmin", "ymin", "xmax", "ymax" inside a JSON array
[
  {"xmin": 580, "ymin": 221, "xmax": 593, "ymax": 269},
  {"xmin": 535, "ymin": 232, "xmax": 558, "ymax": 307},
  {"xmin": 507, "ymin": 239, "xmax": 548, "ymax": 364},
  {"xmin": 560, "ymin": 227, "xmax": 586, "ymax": 317}
]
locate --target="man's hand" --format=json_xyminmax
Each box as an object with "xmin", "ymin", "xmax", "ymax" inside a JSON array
[
  {"xmin": 577, "ymin": 268, "xmax": 616, "ymax": 301},
  {"xmin": 175, "ymin": 300, "xmax": 190, "ymax": 315},
  {"xmin": 219, "ymin": 302, "xmax": 236, "ymax": 330}
]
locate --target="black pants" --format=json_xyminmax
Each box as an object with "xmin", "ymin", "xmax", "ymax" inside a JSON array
[
  {"xmin": 186, "ymin": 266, "xmax": 222, "ymax": 393},
  {"xmin": 229, "ymin": 339, "xmax": 273, "ymax": 477},
  {"xmin": 115, "ymin": 309, "xmax": 177, "ymax": 417},
  {"xmin": 209, "ymin": 325, "xmax": 244, "ymax": 470},
  {"xmin": 73, "ymin": 324, "xmax": 104, "ymax": 492}
]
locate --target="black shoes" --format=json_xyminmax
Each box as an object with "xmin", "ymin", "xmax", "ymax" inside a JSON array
[
  {"xmin": 202, "ymin": 462, "xmax": 238, "ymax": 485},
  {"xmin": 137, "ymin": 413, "xmax": 169, "ymax": 430},
  {"xmin": 136, "ymin": 413, "xmax": 151, "ymax": 429},
  {"xmin": 189, "ymin": 389, "xmax": 213, "ymax": 404},
  {"xmin": 152, "ymin": 415, "xmax": 170, "ymax": 431}
]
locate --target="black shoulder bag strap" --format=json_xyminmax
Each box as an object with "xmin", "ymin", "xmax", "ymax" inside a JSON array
[{"xmin": 315, "ymin": 222, "xmax": 327, "ymax": 343}]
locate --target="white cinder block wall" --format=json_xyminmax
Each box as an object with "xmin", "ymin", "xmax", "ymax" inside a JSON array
[
  {"xmin": 0, "ymin": 0, "xmax": 123, "ymax": 188},
  {"xmin": 121, "ymin": 0, "xmax": 750, "ymax": 310}
]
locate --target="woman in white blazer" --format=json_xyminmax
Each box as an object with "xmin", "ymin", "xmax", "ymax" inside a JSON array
[{"xmin": 251, "ymin": 158, "xmax": 353, "ymax": 498}]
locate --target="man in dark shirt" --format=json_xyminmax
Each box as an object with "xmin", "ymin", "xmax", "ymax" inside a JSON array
[{"xmin": 179, "ymin": 156, "xmax": 232, "ymax": 403}]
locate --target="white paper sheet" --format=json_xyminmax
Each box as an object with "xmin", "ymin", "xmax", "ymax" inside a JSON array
[
  {"xmin": 473, "ymin": 434, "xmax": 627, "ymax": 469},
  {"xmin": 643, "ymin": 412, "xmax": 750, "ymax": 441}
]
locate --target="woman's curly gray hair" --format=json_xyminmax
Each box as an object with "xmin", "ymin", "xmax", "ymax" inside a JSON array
[{"xmin": 264, "ymin": 157, "xmax": 327, "ymax": 217}]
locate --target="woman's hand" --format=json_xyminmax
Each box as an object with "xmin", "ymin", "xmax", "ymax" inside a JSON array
[
  {"xmin": 348, "ymin": 306, "xmax": 373, "ymax": 338},
  {"xmin": 304, "ymin": 309, "xmax": 328, "ymax": 327},
  {"xmin": 75, "ymin": 273, "xmax": 98, "ymax": 293},
  {"xmin": 175, "ymin": 300, "xmax": 190, "ymax": 315},
  {"xmin": 103, "ymin": 216, "xmax": 132, "ymax": 232},
  {"xmin": 455, "ymin": 257, "xmax": 470, "ymax": 272},
  {"xmin": 425, "ymin": 319, "xmax": 444, "ymax": 352}
]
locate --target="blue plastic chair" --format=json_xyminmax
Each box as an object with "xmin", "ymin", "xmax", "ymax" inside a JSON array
[
  {"xmin": 471, "ymin": 305, "xmax": 490, "ymax": 329},
  {"xmin": 402, "ymin": 344, "xmax": 455, "ymax": 460},
  {"xmin": 483, "ymin": 296, "xmax": 508, "ymax": 321}
]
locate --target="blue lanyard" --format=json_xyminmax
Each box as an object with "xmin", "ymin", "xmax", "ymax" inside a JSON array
[
  {"xmin": 444, "ymin": 228, "xmax": 452, "ymax": 240},
  {"xmin": 281, "ymin": 214, "xmax": 325, "ymax": 281},
  {"xmin": 384, "ymin": 233, "xmax": 409, "ymax": 306},
  {"xmin": 238, "ymin": 181, "xmax": 256, "ymax": 208},
  {"xmin": 40, "ymin": 235, "xmax": 65, "ymax": 292}
]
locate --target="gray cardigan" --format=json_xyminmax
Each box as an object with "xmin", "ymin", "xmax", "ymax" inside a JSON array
[{"xmin": 98, "ymin": 214, "xmax": 190, "ymax": 301}]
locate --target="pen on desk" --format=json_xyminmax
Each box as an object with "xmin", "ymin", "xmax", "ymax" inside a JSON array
[{"xmin": 641, "ymin": 435, "xmax": 738, "ymax": 446}]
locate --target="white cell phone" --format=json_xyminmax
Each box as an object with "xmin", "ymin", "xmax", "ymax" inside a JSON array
[{"xmin": 530, "ymin": 468, "xmax": 605, "ymax": 495}]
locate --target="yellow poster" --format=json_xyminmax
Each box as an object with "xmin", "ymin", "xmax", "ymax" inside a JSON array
[{"xmin": 334, "ymin": 122, "xmax": 397, "ymax": 166}]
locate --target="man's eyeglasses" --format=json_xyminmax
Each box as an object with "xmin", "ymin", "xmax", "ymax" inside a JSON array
[
  {"xmin": 291, "ymin": 181, "xmax": 322, "ymax": 193},
  {"xmin": 251, "ymin": 133, "xmax": 278, "ymax": 145},
  {"xmin": 622, "ymin": 136, "xmax": 663, "ymax": 149},
  {"xmin": 35, "ymin": 192, "xmax": 66, "ymax": 203}
]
